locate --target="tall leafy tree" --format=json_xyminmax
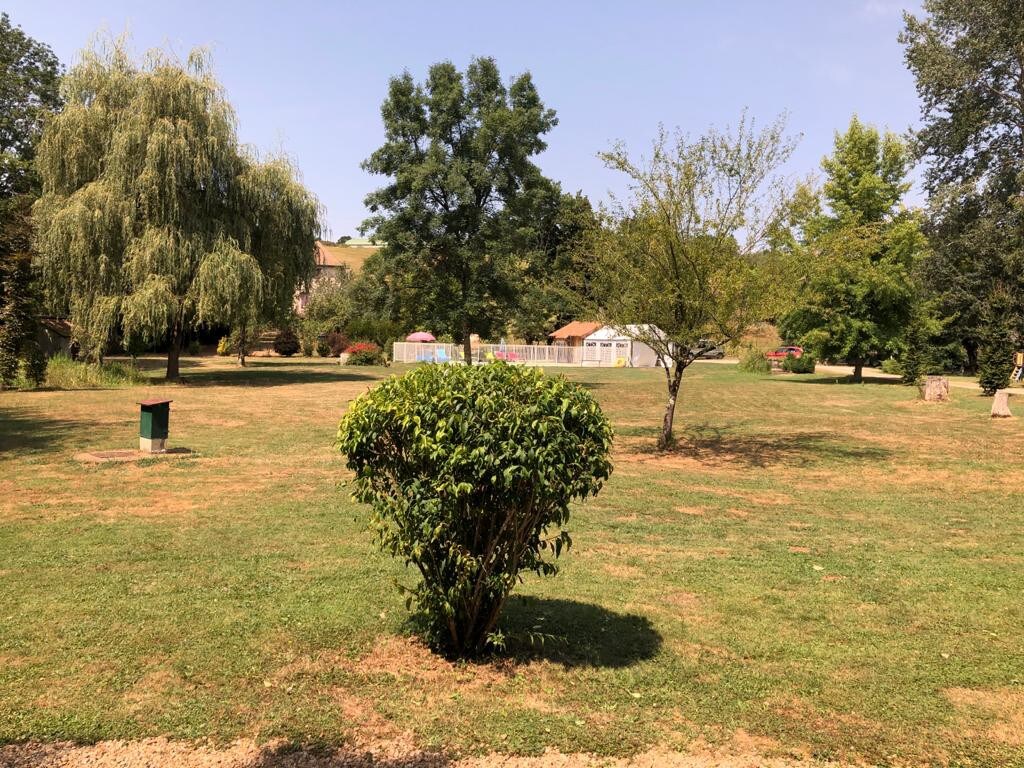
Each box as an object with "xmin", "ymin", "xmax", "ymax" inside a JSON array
[
  {"xmin": 976, "ymin": 286, "xmax": 1015, "ymax": 394},
  {"xmin": 902, "ymin": 0, "xmax": 1024, "ymax": 370},
  {"xmin": 0, "ymin": 12, "xmax": 61, "ymax": 198},
  {"xmin": 33, "ymin": 42, "xmax": 320, "ymax": 378},
  {"xmin": 0, "ymin": 13, "xmax": 61, "ymax": 387},
  {"xmin": 361, "ymin": 57, "xmax": 557, "ymax": 362},
  {"xmin": 780, "ymin": 117, "xmax": 926, "ymax": 382},
  {"xmin": 503, "ymin": 181, "xmax": 597, "ymax": 342},
  {"xmin": 583, "ymin": 115, "xmax": 799, "ymax": 449},
  {"xmin": 0, "ymin": 196, "xmax": 45, "ymax": 387}
]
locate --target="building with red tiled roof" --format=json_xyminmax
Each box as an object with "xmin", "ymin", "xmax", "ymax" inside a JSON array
[{"xmin": 548, "ymin": 321, "xmax": 603, "ymax": 347}]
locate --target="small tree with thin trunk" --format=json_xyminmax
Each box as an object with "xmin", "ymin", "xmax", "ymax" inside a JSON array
[
  {"xmin": 33, "ymin": 41, "xmax": 320, "ymax": 379},
  {"xmin": 582, "ymin": 115, "xmax": 799, "ymax": 449}
]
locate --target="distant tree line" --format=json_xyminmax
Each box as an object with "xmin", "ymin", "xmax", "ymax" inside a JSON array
[{"xmin": 1, "ymin": 0, "xmax": 1022, "ymax": 419}]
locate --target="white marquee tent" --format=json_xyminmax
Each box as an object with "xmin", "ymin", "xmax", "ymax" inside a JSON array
[{"xmin": 581, "ymin": 325, "xmax": 667, "ymax": 367}]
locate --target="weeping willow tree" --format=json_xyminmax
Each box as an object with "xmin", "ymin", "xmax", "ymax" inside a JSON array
[{"xmin": 33, "ymin": 40, "xmax": 320, "ymax": 378}]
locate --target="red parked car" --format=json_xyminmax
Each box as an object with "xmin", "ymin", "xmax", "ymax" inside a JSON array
[{"xmin": 765, "ymin": 345, "xmax": 804, "ymax": 361}]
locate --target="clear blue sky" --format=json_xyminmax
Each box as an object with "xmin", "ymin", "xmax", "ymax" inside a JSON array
[{"xmin": 6, "ymin": 0, "xmax": 924, "ymax": 239}]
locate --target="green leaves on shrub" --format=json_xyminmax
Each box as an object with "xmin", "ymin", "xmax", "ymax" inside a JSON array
[
  {"xmin": 738, "ymin": 346, "xmax": 771, "ymax": 374},
  {"xmin": 336, "ymin": 363, "xmax": 614, "ymax": 656},
  {"xmin": 781, "ymin": 352, "xmax": 815, "ymax": 373},
  {"xmin": 272, "ymin": 328, "xmax": 300, "ymax": 357},
  {"xmin": 977, "ymin": 291, "xmax": 1015, "ymax": 396},
  {"xmin": 43, "ymin": 354, "xmax": 146, "ymax": 389}
]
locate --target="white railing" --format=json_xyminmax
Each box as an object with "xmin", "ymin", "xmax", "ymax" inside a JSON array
[
  {"xmin": 392, "ymin": 342, "xmax": 462, "ymax": 363},
  {"xmin": 392, "ymin": 342, "xmax": 584, "ymax": 366}
]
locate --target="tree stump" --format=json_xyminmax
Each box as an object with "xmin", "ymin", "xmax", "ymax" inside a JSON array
[
  {"xmin": 991, "ymin": 390, "xmax": 1013, "ymax": 418},
  {"xmin": 919, "ymin": 375, "xmax": 950, "ymax": 402}
]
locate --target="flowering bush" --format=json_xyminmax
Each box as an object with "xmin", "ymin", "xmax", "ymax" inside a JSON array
[{"xmin": 345, "ymin": 341, "xmax": 386, "ymax": 365}]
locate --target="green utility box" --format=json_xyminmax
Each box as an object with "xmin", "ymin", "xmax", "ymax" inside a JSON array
[{"xmin": 138, "ymin": 399, "xmax": 172, "ymax": 453}]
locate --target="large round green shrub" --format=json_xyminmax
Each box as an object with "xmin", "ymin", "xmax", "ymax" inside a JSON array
[
  {"xmin": 781, "ymin": 352, "xmax": 815, "ymax": 373},
  {"xmin": 272, "ymin": 328, "xmax": 300, "ymax": 357},
  {"xmin": 336, "ymin": 363, "xmax": 613, "ymax": 656}
]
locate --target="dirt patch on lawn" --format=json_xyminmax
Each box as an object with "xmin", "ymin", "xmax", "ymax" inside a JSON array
[
  {"xmin": 123, "ymin": 666, "xmax": 194, "ymax": 714},
  {"xmin": 0, "ymin": 738, "xmax": 855, "ymax": 767},
  {"xmin": 330, "ymin": 688, "xmax": 416, "ymax": 752},
  {"xmin": 615, "ymin": 447, "xmax": 742, "ymax": 474},
  {"xmin": 675, "ymin": 506, "xmax": 706, "ymax": 516},
  {"xmin": 688, "ymin": 486, "xmax": 794, "ymax": 507},
  {"xmin": 349, "ymin": 636, "xmax": 517, "ymax": 688},
  {"xmin": 602, "ymin": 563, "xmax": 645, "ymax": 580},
  {"xmin": 797, "ymin": 464, "xmax": 1024, "ymax": 496},
  {"xmin": 770, "ymin": 696, "xmax": 889, "ymax": 757},
  {"xmin": 271, "ymin": 636, "xmax": 522, "ymax": 694},
  {"xmin": 662, "ymin": 591, "xmax": 703, "ymax": 615},
  {"xmin": 945, "ymin": 687, "xmax": 1024, "ymax": 746},
  {"xmin": 654, "ymin": 592, "xmax": 710, "ymax": 626}
]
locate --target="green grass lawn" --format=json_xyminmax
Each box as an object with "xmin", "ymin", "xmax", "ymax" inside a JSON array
[{"xmin": 1, "ymin": 357, "xmax": 1022, "ymax": 765}]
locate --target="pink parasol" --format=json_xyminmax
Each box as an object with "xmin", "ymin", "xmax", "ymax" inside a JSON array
[{"xmin": 405, "ymin": 331, "xmax": 436, "ymax": 342}]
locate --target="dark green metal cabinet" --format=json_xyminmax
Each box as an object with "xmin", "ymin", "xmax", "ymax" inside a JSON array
[{"xmin": 139, "ymin": 399, "xmax": 171, "ymax": 440}]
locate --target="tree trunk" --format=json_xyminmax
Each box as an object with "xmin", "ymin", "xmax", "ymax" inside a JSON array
[
  {"xmin": 462, "ymin": 321, "xmax": 472, "ymax": 365},
  {"xmin": 964, "ymin": 339, "xmax": 979, "ymax": 375},
  {"xmin": 166, "ymin": 325, "xmax": 182, "ymax": 381},
  {"xmin": 237, "ymin": 324, "xmax": 247, "ymax": 367},
  {"xmin": 852, "ymin": 360, "xmax": 864, "ymax": 383},
  {"xmin": 659, "ymin": 363, "xmax": 684, "ymax": 450},
  {"xmin": 991, "ymin": 390, "xmax": 1012, "ymax": 418}
]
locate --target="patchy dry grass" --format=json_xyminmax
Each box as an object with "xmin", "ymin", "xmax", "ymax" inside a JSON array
[{"xmin": 1, "ymin": 356, "xmax": 1022, "ymax": 766}]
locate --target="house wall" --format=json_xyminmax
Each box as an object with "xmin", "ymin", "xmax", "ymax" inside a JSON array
[
  {"xmin": 294, "ymin": 264, "xmax": 348, "ymax": 315},
  {"xmin": 582, "ymin": 339, "xmax": 632, "ymax": 366},
  {"xmin": 552, "ymin": 337, "xmax": 587, "ymax": 347}
]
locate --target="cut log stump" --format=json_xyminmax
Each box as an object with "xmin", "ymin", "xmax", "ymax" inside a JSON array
[
  {"xmin": 991, "ymin": 390, "xmax": 1013, "ymax": 418},
  {"xmin": 919, "ymin": 375, "xmax": 950, "ymax": 402}
]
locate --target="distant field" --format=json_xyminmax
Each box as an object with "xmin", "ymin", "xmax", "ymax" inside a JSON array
[
  {"xmin": 318, "ymin": 242, "xmax": 380, "ymax": 272},
  {"xmin": 1, "ymin": 357, "xmax": 1022, "ymax": 766}
]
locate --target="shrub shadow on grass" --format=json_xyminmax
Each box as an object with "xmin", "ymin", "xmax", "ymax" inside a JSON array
[
  {"xmin": 0, "ymin": 407, "xmax": 94, "ymax": 454},
  {"xmin": 107, "ymin": 356, "xmax": 383, "ymax": 387},
  {"xmin": 777, "ymin": 374, "xmax": 903, "ymax": 386},
  {"xmin": 0, "ymin": 743, "xmax": 452, "ymax": 768},
  {"xmin": 496, "ymin": 595, "xmax": 662, "ymax": 668},
  {"xmin": 631, "ymin": 422, "xmax": 891, "ymax": 469},
  {"xmin": 247, "ymin": 743, "xmax": 450, "ymax": 768}
]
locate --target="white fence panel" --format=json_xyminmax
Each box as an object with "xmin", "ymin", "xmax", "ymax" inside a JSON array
[
  {"xmin": 391, "ymin": 342, "xmax": 584, "ymax": 366},
  {"xmin": 392, "ymin": 342, "xmax": 461, "ymax": 363}
]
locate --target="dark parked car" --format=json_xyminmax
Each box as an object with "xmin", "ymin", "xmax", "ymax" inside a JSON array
[{"xmin": 690, "ymin": 340, "xmax": 725, "ymax": 359}]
